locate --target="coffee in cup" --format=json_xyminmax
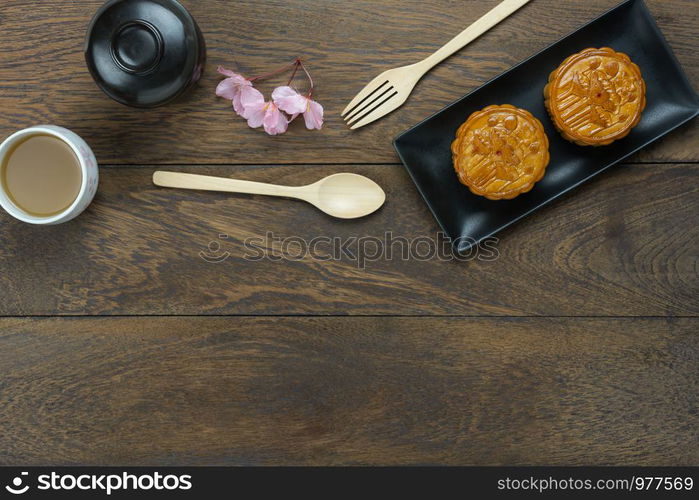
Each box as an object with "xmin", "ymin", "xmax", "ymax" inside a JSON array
[{"xmin": 0, "ymin": 126, "xmax": 99, "ymax": 225}]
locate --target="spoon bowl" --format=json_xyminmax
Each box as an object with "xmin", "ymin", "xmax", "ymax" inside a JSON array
[{"xmin": 311, "ymin": 173, "xmax": 386, "ymax": 219}]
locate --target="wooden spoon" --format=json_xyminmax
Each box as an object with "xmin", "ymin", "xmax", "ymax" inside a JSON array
[{"xmin": 153, "ymin": 171, "xmax": 386, "ymax": 219}]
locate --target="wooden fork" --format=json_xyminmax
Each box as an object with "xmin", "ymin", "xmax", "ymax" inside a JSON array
[{"xmin": 342, "ymin": 0, "xmax": 533, "ymax": 129}]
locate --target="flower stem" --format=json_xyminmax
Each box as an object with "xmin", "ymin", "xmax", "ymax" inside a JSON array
[
  {"xmin": 286, "ymin": 60, "xmax": 301, "ymax": 86},
  {"xmin": 298, "ymin": 60, "xmax": 315, "ymax": 98},
  {"xmin": 246, "ymin": 58, "xmax": 315, "ymax": 99},
  {"xmin": 248, "ymin": 60, "xmax": 298, "ymax": 83}
]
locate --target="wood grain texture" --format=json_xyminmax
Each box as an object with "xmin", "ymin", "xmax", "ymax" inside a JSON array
[
  {"xmin": 0, "ymin": 316, "xmax": 696, "ymax": 466},
  {"xmin": 0, "ymin": 0, "xmax": 697, "ymax": 164},
  {"xmin": 0, "ymin": 0, "xmax": 697, "ymax": 469},
  {"xmin": 0, "ymin": 163, "xmax": 697, "ymax": 316}
]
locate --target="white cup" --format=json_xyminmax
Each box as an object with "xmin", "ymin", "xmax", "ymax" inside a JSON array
[{"xmin": 0, "ymin": 125, "xmax": 99, "ymax": 225}]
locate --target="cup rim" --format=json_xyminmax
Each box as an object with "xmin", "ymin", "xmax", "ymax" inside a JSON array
[{"xmin": 0, "ymin": 126, "xmax": 91, "ymax": 225}]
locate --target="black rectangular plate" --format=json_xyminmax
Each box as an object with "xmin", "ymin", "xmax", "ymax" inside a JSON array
[{"xmin": 393, "ymin": 0, "xmax": 699, "ymax": 254}]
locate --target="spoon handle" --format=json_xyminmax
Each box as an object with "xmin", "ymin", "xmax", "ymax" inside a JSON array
[{"xmin": 153, "ymin": 171, "xmax": 303, "ymax": 198}]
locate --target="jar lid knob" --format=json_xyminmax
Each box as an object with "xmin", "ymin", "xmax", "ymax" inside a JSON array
[{"xmin": 110, "ymin": 20, "xmax": 164, "ymax": 75}]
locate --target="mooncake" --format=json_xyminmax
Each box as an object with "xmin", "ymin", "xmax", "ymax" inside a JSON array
[
  {"xmin": 451, "ymin": 104, "xmax": 550, "ymax": 200},
  {"xmin": 544, "ymin": 47, "xmax": 646, "ymax": 146}
]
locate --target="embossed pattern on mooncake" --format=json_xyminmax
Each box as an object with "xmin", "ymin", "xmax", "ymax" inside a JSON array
[
  {"xmin": 544, "ymin": 47, "xmax": 646, "ymax": 146},
  {"xmin": 451, "ymin": 104, "xmax": 550, "ymax": 201}
]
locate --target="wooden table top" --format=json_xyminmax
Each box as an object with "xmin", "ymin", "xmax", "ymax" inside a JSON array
[{"xmin": 0, "ymin": 0, "xmax": 697, "ymax": 465}]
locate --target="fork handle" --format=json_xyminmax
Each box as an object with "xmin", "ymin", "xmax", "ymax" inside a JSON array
[{"xmin": 419, "ymin": 0, "xmax": 532, "ymax": 71}]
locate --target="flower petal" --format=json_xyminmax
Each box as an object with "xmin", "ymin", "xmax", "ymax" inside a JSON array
[
  {"xmin": 216, "ymin": 78, "xmax": 239, "ymax": 100},
  {"xmin": 216, "ymin": 67, "xmax": 252, "ymax": 105},
  {"xmin": 240, "ymin": 86, "xmax": 265, "ymax": 118},
  {"xmin": 262, "ymin": 104, "xmax": 289, "ymax": 135},
  {"xmin": 232, "ymin": 92, "xmax": 245, "ymax": 116},
  {"xmin": 303, "ymin": 99, "xmax": 324, "ymax": 130},
  {"xmin": 271, "ymin": 86, "xmax": 299, "ymax": 99},
  {"xmin": 272, "ymin": 86, "xmax": 308, "ymax": 115},
  {"xmin": 217, "ymin": 66, "xmax": 239, "ymax": 78},
  {"xmin": 245, "ymin": 102, "xmax": 267, "ymax": 129},
  {"xmin": 217, "ymin": 66, "xmax": 235, "ymax": 77}
]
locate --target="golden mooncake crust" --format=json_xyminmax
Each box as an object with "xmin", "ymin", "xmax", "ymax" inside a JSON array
[
  {"xmin": 451, "ymin": 104, "xmax": 550, "ymax": 201},
  {"xmin": 544, "ymin": 47, "xmax": 646, "ymax": 146}
]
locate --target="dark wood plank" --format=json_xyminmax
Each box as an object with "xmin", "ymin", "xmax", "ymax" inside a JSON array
[
  {"xmin": 0, "ymin": 0, "xmax": 697, "ymax": 164},
  {"xmin": 0, "ymin": 316, "xmax": 696, "ymax": 465},
  {"xmin": 0, "ymin": 162, "xmax": 697, "ymax": 316}
]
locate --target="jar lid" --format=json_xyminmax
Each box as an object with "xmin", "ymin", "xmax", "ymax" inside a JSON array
[{"xmin": 85, "ymin": 0, "xmax": 205, "ymax": 108}]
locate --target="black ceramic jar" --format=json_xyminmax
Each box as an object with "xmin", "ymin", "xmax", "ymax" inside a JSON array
[{"xmin": 85, "ymin": 0, "xmax": 206, "ymax": 108}]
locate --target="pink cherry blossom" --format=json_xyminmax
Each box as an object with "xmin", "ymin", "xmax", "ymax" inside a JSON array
[
  {"xmin": 272, "ymin": 86, "xmax": 324, "ymax": 130},
  {"xmin": 239, "ymin": 86, "xmax": 266, "ymax": 123},
  {"xmin": 215, "ymin": 67, "xmax": 248, "ymax": 98},
  {"xmin": 262, "ymin": 103, "xmax": 289, "ymax": 135},
  {"xmin": 272, "ymin": 86, "xmax": 308, "ymax": 115},
  {"xmin": 216, "ymin": 66, "xmax": 255, "ymax": 115},
  {"xmin": 216, "ymin": 59, "xmax": 323, "ymax": 135},
  {"xmin": 242, "ymin": 94, "xmax": 288, "ymax": 136},
  {"xmin": 302, "ymin": 99, "xmax": 324, "ymax": 130},
  {"xmin": 239, "ymin": 90, "xmax": 266, "ymax": 128}
]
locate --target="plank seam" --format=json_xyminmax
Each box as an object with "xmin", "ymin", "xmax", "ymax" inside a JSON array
[{"xmin": 1, "ymin": 314, "xmax": 697, "ymax": 319}]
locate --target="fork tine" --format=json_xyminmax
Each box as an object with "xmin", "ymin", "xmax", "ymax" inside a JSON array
[
  {"xmin": 341, "ymin": 74, "xmax": 391, "ymax": 116},
  {"xmin": 344, "ymin": 84, "xmax": 394, "ymax": 122},
  {"xmin": 348, "ymin": 89, "xmax": 401, "ymax": 130}
]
